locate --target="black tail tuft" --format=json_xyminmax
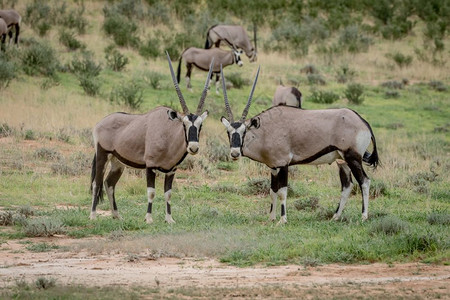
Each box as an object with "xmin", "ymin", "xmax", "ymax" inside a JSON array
[
  {"xmin": 90, "ymin": 153, "xmax": 104, "ymax": 202},
  {"xmin": 176, "ymin": 56, "xmax": 182, "ymax": 84}
]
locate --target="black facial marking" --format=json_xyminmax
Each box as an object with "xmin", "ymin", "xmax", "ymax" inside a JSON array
[
  {"xmin": 147, "ymin": 202, "xmax": 152, "ymax": 214},
  {"xmin": 231, "ymin": 132, "xmax": 241, "ymax": 148},
  {"xmin": 231, "ymin": 122, "xmax": 242, "ymax": 129},
  {"xmin": 188, "ymin": 126, "xmax": 198, "ymax": 142}
]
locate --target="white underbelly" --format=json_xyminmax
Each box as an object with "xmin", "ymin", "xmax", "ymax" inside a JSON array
[{"xmin": 306, "ymin": 151, "xmax": 341, "ymax": 165}]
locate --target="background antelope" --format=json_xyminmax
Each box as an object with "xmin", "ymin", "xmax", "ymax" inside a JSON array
[
  {"xmin": 272, "ymin": 85, "xmax": 303, "ymax": 108},
  {"xmin": 0, "ymin": 18, "xmax": 6, "ymax": 51},
  {"xmin": 90, "ymin": 53, "xmax": 213, "ymax": 224},
  {"xmin": 205, "ymin": 24, "xmax": 257, "ymax": 62},
  {"xmin": 0, "ymin": 9, "xmax": 21, "ymax": 45},
  {"xmin": 220, "ymin": 66, "xmax": 379, "ymax": 224},
  {"xmin": 177, "ymin": 47, "xmax": 243, "ymax": 94}
]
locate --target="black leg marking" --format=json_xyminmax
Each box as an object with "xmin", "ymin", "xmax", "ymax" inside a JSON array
[
  {"xmin": 92, "ymin": 147, "xmax": 108, "ymax": 211},
  {"xmin": 105, "ymin": 161, "xmax": 124, "ymax": 212},
  {"xmin": 166, "ymin": 203, "xmax": 171, "ymax": 215},
  {"xmin": 147, "ymin": 202, "xmax": 152, "ymax": 214},
  {"xmin": 147, "ymin": 168, "xmax": 156, "ymax": 188},
  {"xmin": 278, "ymin": 166, "xmax": 288, "ymax": 188},
  {"xmin": 270, "ymin": 203, "xmax": 273, "ymax": 213},
  {"xmin": 281, "ymin": 204, "xmax": 285, "ymax": 217},
  {"xmin": 344, "ymin": 150, "xmax": 369, "ymax": 214}
]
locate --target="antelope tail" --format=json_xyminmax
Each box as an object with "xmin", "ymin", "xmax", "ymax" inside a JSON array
[
  {"xmin": 90, "ymin": 153, "xmax": 104, "ymax": 202},
  {"xmin": 204, "ymin": 31, "xmax": 211, "ymax": 49},
  {"xmin": 176, "ymin": 56, "xmax": 182, "ymax": 84},
  {"xmin": 362, "ymin": 125, "xmax": 380, "ymax": 169}
]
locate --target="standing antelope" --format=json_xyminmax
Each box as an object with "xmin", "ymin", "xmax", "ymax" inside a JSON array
[
  {"xmin": 177, "ymin": 47, "xmax": 243, "ymax": 94},
  {"xmin": 90, "ymin": 53, "xmax": 213, "ymax": 224},
  {"xmin": 0, "ymin": 18, "xmax": 6, "ymax": 51},
  {"xmin": 205, "ymin": 24, "xmax": 257, "ymax": 62},
  {"xmin": 0, "ymin": 9, "xmax": 21, "ymax": 45},
  {"xmin": 272, "ymin": 85, "xmax": 303, "ymax": 108},
  {"xmin": 220, "ymin": 66, "xmax": 379, "ymax": 224}
]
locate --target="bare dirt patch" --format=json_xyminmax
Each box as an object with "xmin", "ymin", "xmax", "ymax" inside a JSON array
[{"xmin": 1, "ymin": 236, "xmax": 449, "ymax": 298}]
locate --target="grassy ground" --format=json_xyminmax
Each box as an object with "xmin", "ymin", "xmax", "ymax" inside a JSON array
[{"xmin": 0, "ymin": 0, "xmax": 449, "ymax": 293}]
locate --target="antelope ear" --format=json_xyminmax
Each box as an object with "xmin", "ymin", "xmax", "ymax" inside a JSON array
[
  {"xmin": 168, "ymin": 109, "xmax": 181, "ymax": 121},
  {"xmin": 221, "ymin": 116, "xmax": 230, "ymax": 128},
  {"xmin": 200, "ymin": 110, "xmax": 208, "ymax": 121},
  {"xmin": 249, "ymin": 117, "xmax": 260, "ymax": 129}
]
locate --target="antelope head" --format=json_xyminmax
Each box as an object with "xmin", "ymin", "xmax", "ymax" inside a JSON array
[
  {"xmin": 166, "ymin": 52, "xmax": 212, "ymax": 155},
  {"xmin": 220, "ymin": 65, "xmax": 260, "ymax": 160},
  {"xmin": 233, "ymin": 48, "xmax": 244, "ymax": 67}
]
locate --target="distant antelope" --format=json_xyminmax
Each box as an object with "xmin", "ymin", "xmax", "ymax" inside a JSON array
[
  {"xmin": 177, "ymin": 47, "xmax": 243, "ymax": 94},
  {"xmin": 205, "ymin": 24, "xmax": 257, "ymax": 62},
  {"xmin": 90, "ymin": 53, "xmax": 213, "ymax": 224},
  {"xmin": 0, "ymin": 9, "xmax": 21, "ymax": 45},
  {"xmin": 0, "ymin": 18, "xmax": 6, "ymax": 51},
  {"xmin": 220, "ymin": 66, "xmax": 379, "ymax": 224},
  {"xmin": 272, "ymin": 85, "xmax": 303, "ymax": 108}
]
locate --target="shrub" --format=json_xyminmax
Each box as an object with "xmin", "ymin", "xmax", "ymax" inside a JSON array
[
  {"xmin": 427, "ymin": 212, "xmax": 450, "ymax": 226},
  {"xmin": 338, "ymin": 25, "xmax": 372, "ymax": 53},
  {"xmin": 0, "ymin": 211, "xmax": 15, "ymax": 226},
  {"xmin": 34, "ymin": 148, "xmax": 62, "ymax": 161},
  {"xmin": 59, "ymin": 30, "xmax": 86, "ymax": 51},
  {"xmin": 103, "ymin": 12, "xmax": 140, "ymax": 47},
  {"xmin": 110, "ymin": 81, "xmax": 144, "ymax": 109},
  {"xmin": 105, "ymin": 46, "xmax": 129, "ymax": 71},
  {"xmin": 293, "ymin": 197, "xmax": 319, "ymax": 211},
  {"xmin": 307, "ymin": 74, "xmax": 326, "ymax": 85},
  {"xmin": 344, "ymin": 83, "xmax": 365, "ymax": 104},
  {"xmin": 243, "ymin": 178, "xmax": 270, "ymax": 196},
  {"xmin": 381, "ymin": 80, "xmax": 404, "ymax": 89},
  {"xmin": 35, "ymin": 277, "xmax": 56, "ymax": 290},
  {"xmin": 309, "ymin": 89, "xmax": 339, "ymax": 104},
  {"xmin": 24, "ymin": 129, "xmax": 36, "ymax": 140},
  {"xmin": 369, "ymin": 216, "xmax": 409, "ymax": 235},
  {"xmin": 300, "ymin": 64, "xmax": 319, "ymax": 74},
  {"xmin": 139, "ymin": 36, "xmax": 161, "ymax": 59},
  {"xmin": 336, "ymin": 64, "xmax": 355, "ymax": 83},
  {"xmin": 142, "ymin": 71, "xmax": 164, "ymax": 89},
  {"xmin": 206, "ymin": 138, "xmax": 229, "ymax": 163},
  {"xmin": 21, "ymin": 42, "xmax": 59, "ymax": 77},
  {"xmin": 384, "ymin": 90, "xmax": 400, "ymax": 99},
  {"xmin": 69, "ymin": 53, "xmax": 102, "ymax": 77},
  {"xmin": 79, "ymin": 76, "xmax": 101, "ymax": 96},
  {"xmin": 225, "ymin": 72, "xmax": 249, "ymax": 89},
  {"xmin": 401, "ymin": 231, "xmax": 440, "ymax": 253},
  {"xmin": 0, "ymin": 57, "xmax": 16, "ymax": 89},
  {"xmin": 60, "ymin": 5, "xmax": 88, "ymax": 34},
  {"xmin": 23, "ymin": 217, "xmax": 66, "ymax": 237},
  {"xmin": 25, "ymin": 1, "xmax": 52, "ymax": 36},
  {"xmin": 0, "ymin": 123, "xmax": 14, "ymax": 137},
  {"xmin": 388, "ymin": 52, "xmax": 413, "ymax": 68},
  {"xmin": 428, "ymin": 80, "xmax": 447, "ymax": 92}
]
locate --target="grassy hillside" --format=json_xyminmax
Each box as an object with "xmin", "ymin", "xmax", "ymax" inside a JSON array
[{"xmin": 0, "ymin": 0, "xmax": 449, "ymax": 270}]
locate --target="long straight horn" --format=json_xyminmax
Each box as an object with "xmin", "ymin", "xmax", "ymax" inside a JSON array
[
  {"xmin": 240, "ymin": 66, "xmax": 260, "ymax": 122},
  {"xmin": 196, "ymin": 58, "xmax": 215, "ymax": 114},
  {"xmin": 166, "ymin": 51, "xmax": 189, "ymax": 115},
  {"xmin": 221, "ymin": 64, "xmax": 234, "ymax": 122},
  {"xmin": 253, "ymin": 22, "xmax": 257, "ymax": 54}
]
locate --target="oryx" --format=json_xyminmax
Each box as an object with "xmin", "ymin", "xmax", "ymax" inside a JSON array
[
  {"xmin": 220, "ymin": 66, "xmax": 379, "ymax": 224},
  {"xmin": 0, "ymin": 9, "xmax": 21, "ymax": 45},
  {"xmin": 90, "ymin": 53, "xmax": 213, "ymax": 224},
  {"xmin": 177, "ymin": 47, "xmax": 243, "ymax": 94},
  {"xmin": 205, "ymin": 24, "xmax": 257, "ymax": 62},
  {"xmin": 272, "ymin": 85, "xmax": 303, "ymax": 108},
  {"xmin": 0, "ymin": 18, "xmax": 6, "ymax": 51}
]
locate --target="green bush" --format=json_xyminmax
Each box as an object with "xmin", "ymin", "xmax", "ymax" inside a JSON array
[
  {"xmin": 25, "ymin": 1, "xmax": 52, "ymax": 36},
  {"xmin": 0, "ymin": 57, "xmax": 16, "ymax": 89},
  {"xmin": 21, "ymin": 42, "xmax": 59, "ymax": 77},
  {"xmin": 23, "ymin": 217, "xmax": 66, "ymax": 237},
  {"xmin": 225, "ymin": 72, "xmax": 249, "ymax": 89},
  {"xmin": 105, "ymin": 46, "xmax": 129, "ymax": 72},
  {"xmin": 206, "ymin": 138, "xmax": 230, "ymax": 163},
  {"xmin": 427, "ymin": 212, "xmax": 450, "ymax": 226},
  {"xmin": 69, "ymin": 53, "xmax": 102, "ymax": 77},
  {"xmin": 139, "ymin": 35, "xmax": 161, "ymax": 59},
  {"xmin": 388, "ymin": 52, "xmax": 413, "ymax": 68},
  {"xmin": 0, "ymin": 123, "xmax": 13, "ymax": 137},
  {"xmin": 344, "ymin": 83, "xmax": 365, "ymax": 105},
  {"xmin": 338, "ymin": 25, "xmax": 372, "ymax": 53},
  {"xmin": 293, "ymin": 197, "xmax": 319, "ymax": 211},
  {"xmin": 59, "ymin": 30, "xmax": 86, "ymax": 51},
  {"xmin": 381, "ymin": 80, "xmax": 404, "ymax": 89},
  {"xmin": 243, "ymin": 178, "xmax": 270, "ymax": 196},
  {"xmin": 309, "ymin": 89, "xmax": 339, "ymax": 104},
  {"xmin": 369, "ymin": 216, "xmax": 409, "ymax": 235},
  {"xmin": 35, "ymin": 277, "xmax": 56, "ymax": 290},
  {"xmin": 335, "ymin": 64, "xmax": 355, "ymax": 83},
  {"xmin": 307, "ymin": 73, "xmax": 326, "ymax": 85},
  {"xmin": 428, "ymin": 80, "xmax": 447, "ymax": 92},
  {"xmin": 103, "ymin": 12, "xmax": 140, "ymax": 47},
  {"xmin": 110, "ymin": 81, "xmax": 144, "ymax": 109},
  {"xmin": 142, "ymin": 71, "xmax": 164, "ymax": 89},
  {"xmin": 79, "ymin": 76, "xmax": 101, "ymax": 96}
]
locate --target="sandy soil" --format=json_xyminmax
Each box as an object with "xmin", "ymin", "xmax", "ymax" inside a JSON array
[{"xmin": 1, "ymin": 236, "xmax": 449, "ymax": 299}]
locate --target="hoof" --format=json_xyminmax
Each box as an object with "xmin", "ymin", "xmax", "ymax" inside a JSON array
[
  {"xmin": 145, "ymin": 214, "xmax": 153, "ymax": 224},
  {"xmin": 276, "ymin": 218, "xmax": 287, "ymax": 226},
  {"xmin": 165, "ymin": 215, "xmax": 176, "ymax": 224},
  {"xmin": 362, "ymin": 213, "xmax": 368, "ymax": 221},
  {"xmin": 112, "ymin": 211, "xmax": 122, "ymax": 220},
  {"xmin": 89, "ymin": 212, "xmax": 96, "ymax": 220},
  {"xmin": 332, "ymin": 214, "xmax": 340, "ymax": 221}
]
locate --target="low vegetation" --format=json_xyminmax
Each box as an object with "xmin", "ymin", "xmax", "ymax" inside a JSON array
[{"xmin": 0, "ymin": 0, "xmax": 449, "ymax": 285}]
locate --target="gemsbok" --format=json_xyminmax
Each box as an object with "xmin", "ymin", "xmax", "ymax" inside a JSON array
[
  {"xmin": 0, "ymin": 9, "xmax": 21, "ymax": 45},
  {"xmin": 220, "ymin": 66, "xmax": 379, "ymax": 224},
  {"xmin": 0, "ymin": 18, "xmax": 6, "ymax": 51},
  {"xmin": 90, "ymin": 53, "xmax": 213, "ymax": 224},
  {"xmin": 205, "ymin": 24, "xmax": 257, "ymax": 62},
  {"xmin": 272, "ymin": 85, "xmax": 303, "ymax": 108},
  {"xmin": 177, "ymin": 47, "xmax": 243, "ymax": 94}
]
